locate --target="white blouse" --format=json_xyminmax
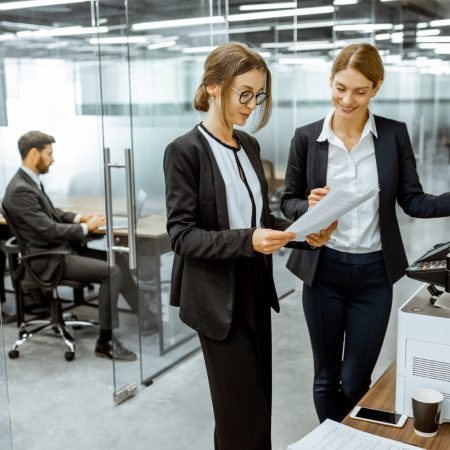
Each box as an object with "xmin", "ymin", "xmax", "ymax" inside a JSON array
[
  {"xmin": 198, "ymin": 124, "xmax": 263, "ymax": 230},
  {"xmin": 317, "ymin": 109, "xmax": 381, "ymax": 253}
]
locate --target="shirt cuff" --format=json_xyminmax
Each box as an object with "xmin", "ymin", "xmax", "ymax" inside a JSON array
[
  {"xmin": 80, "ymin": 223, "xmax": 88, "ymax": 236},
  {"xmin": 73, "ymin": 214, "xmax": 82, "ymax": 224}
]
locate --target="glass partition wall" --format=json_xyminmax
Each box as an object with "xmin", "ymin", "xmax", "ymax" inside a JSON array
[
  {"xmin": 0, "ymin": 0, "xmax": 450, "ymax": 446},
  {"xmin": 0, "ymin": 321, "xmax": 12, "ymax": 450}
]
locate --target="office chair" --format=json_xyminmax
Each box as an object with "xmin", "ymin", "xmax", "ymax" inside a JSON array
[
  {"xmin": 2, "ymin": 207, "xmax": 97, "ymax": 361},
  {"xmin": 261, "ymin": 159, "xmax": 283, "ymax": 214}
]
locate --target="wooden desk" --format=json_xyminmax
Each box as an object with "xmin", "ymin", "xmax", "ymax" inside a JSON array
[
  {"xmin": 54, "ymin": 197, "xmax": 168, "ymax": 239},
  {"xmin": 343, "ymin": 363, "xmax": 450, "ymax": 449}
]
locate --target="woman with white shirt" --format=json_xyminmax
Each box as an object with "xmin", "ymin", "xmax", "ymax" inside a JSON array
[
  {"xmin": 164, "ymin": 42, "xmax": 335, "ymax": 450},
  {"xmin": 281, "ymin": 43, "xmax": 450, "ymax": 423}
]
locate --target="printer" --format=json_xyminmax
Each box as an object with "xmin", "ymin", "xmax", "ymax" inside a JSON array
[{"xmin": 395, "ymin": 242, "xmax": 450, "ymax": 422}]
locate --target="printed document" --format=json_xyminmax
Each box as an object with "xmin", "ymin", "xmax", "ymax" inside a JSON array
[
  {"xmin": 288, "ymin": 419, "xmax": 424, "ymax": 450},
  {"xmin": 286, "ymin": 187, "xmax": 379, "ymax": 241}
]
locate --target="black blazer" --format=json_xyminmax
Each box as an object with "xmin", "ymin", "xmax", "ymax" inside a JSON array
[
  {"xmin": 164, "ymin": 126, "xmax": 309, "ymax": 340},
  {"xmin": 281, "ymin": 115, "xmax": 450, "ymax": 287},
  {"xmin": 3, "ymin": 169, "xmax": 83, "ymax": 280}
]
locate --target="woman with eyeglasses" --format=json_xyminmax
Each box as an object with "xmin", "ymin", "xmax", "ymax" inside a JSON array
[
  {"xmin": 164, "ymin": 42, "xmax": 335, "ymax": 450},
  {"xmin": 281, "ymin": 43, "xmax": 450, "ymax": 423}
]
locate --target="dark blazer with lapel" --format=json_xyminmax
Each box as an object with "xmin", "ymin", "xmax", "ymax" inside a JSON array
[
  {"xmin": 164, "ymin": 126, "xmax": 308, "ymax": 340},
  {"xmin": 3, "ymin": 169, "xmax": 84, "ymax": 279},
  {"xmin": 281, "ymin": 115, "xmax": 450, "ymax": 287}
]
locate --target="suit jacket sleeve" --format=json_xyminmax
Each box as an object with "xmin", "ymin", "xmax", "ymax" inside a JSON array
[
  {"xmin": 55, "ymin": 208, "xmax": 77, "ymax": 223},
  {"xmin": 164, "ymin": 140, "xmax": 258, "ymax": 260},
  {"xmin": 396, "ymin": 123, "xmax": 450, "ymax": 218},
  {"xmin": 13, "ymin": 185, "xmax": 84, "ymax": 242},
  {"xmin": 280, "ymin": 128, "xmax": 310, "ymax": 221}
]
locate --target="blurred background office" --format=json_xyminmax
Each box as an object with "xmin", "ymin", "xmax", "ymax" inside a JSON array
[{"xmin": 0, "ymin": 1, "xmax": 449, "ymax": 449}]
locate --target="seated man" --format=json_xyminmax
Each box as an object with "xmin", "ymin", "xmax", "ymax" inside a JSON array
[{"xmin": 3, "ymin": 130, "xmax": 156, "ymax": 361}]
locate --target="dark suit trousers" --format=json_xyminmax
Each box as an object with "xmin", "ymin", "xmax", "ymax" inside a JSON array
[
  {"xmin": 199, "ymin": 262, "xmax": 273, "ymax": 450},
  {"xmin": 302, "ymin": 247, "xmax": 392, "ymax": 423},
  {"xmin": 63, "ymin": 249, "xmax": 139, "ymax": 330}
]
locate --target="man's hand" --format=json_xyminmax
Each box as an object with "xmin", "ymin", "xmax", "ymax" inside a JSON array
[
  {"xmin": 308, "ymin": 186, "xmax": 329, "ymax": 208},
  {"xmin": 86, "ymin": 214, "xmax": 106, "ymax": 232},
  {"xmin": 252, "ymin": 229, "xmax": 297, "ymax": 255},
  {"xmin": 80, "ymin": 214, "xmax": 95, "ymax": 223}
]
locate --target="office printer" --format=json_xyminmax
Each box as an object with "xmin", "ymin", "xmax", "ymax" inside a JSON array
[{"xmin": 396, "ymin": 242, "xmax": 450, "ymax": 422}]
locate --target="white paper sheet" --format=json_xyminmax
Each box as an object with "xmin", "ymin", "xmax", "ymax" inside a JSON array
[
  {"xmin": 287, "ymin": 419, "xmax": 424, "ymax": 450},
  {"xmin": 434, "ymin": 293, "xmax": 450, "ymax": 310},
  {"xmin": 286, "ymin": 187, "xmax": 379, "ymax": 241}
]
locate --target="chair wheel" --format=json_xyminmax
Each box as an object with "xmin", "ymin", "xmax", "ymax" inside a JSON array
[
  {"xmin": 9, "ymin": 350, "xmax": 19, "ymax": 359},
  {"xmin": 63, "ymin": 313, "xmax": 77, "ymax": 321},
  {"xmin": 64, "ymin": 351, "xmax": 75, "ymax": 361},
  {"xmin": 19, "ymin": 330, "xmax": 27, "ymax": 338}
]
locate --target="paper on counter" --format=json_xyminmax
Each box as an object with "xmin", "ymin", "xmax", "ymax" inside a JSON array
[
  {"xmin": 286, "ymin": 187, "xmax": 379, "ymax": 242},
  {"xmin": 434, "ymin": 294, "xmax": 450, "ymax": 310},
  {"xmin": 288, "ymin": 419, "xmax": 424, "ymax": 450}
]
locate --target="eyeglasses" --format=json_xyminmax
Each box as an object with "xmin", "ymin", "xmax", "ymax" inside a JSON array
[{"xmin": 230, "ymin": 86, "xmax": 268, "ymax": 105}]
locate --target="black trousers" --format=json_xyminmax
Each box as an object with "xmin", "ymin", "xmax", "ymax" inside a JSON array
[
  {"xmin": 62, "ymin": 248, "xmax": 141, "ymax": 330},
  {"xmin": 302, "ymin": 247, "xmax": 392, "ymax": 423},
  {"xmin": 199, "ymin": 278, "xmax": 273, "ymax": 450}
]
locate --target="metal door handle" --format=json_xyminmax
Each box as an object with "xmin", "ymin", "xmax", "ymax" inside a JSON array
[
  {"xmin": 103, "ymin": 147, "xmax": 116, "ymax": 267},
  {"xmin": 124, "ymin": 148, "xmax": 137, "ymax": 270},
  {"xmin": 103, "ymin": 147, "xmax": 137, "ymax": 270}
]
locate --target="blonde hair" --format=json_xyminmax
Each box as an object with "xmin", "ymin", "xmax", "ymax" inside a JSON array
[
  {"xmin": 193, "ymin": 42, "xmax": 272, "ymax": 132},
  {"xmin": 332, "ymin": 43, "xmax": 384, "ymax": 88}
]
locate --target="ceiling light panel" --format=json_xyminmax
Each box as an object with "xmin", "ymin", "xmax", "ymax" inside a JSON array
[
  {"xmin": 228, "ymin": 6, "xmax": 334, "ymax": 22},
  {"xmin": 417, "ymin": 36, "xmax": 450, "ymax": 43},
  {"xmin": 0, "ymin": 0, "xmax": 89, "ymax": 11},
  {"xmin": 133, "ymin": 16, "xmax": 225, "ymax": 31},
  {"xmin": 239, "ymin": 2, "xmax": 296, "ymax": 11},
  {"xmin": 334, "ymin": 24, "xmax": 393, "ymax": 32},
  {"xmin": 17, "ymin": 26, "xmax": 108, "ymax": 38},
  {"xmin": 333, "ymin": 0, "xmax": 358, "ymax": 5},
  {"xmin": 147, "ymin": 40, "xmax": 177, "ymax": 50},
  {"xmin": 417, "ymin": 29, "xmax": 440, "ymax": 37}
]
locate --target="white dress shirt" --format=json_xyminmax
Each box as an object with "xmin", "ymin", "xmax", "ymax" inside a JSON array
[
  {"xmin": 199, "ymin": 125, "xmax": 263, "ymax": 229},
  {"xmin": 317, "ymin": 109, "xmax": 381, "ymax": 253},
  {"xmin": 20, "ymin": 165, "xmax": 87, "ymax": 235}
]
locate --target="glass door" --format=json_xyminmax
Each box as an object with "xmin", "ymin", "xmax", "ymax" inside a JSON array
[
  {"xmin": 126, "ymin": 0, "xmax": 228, "ymax": 385},
  {"xmin": 96, "ymin": 0, "xmax": 141, "ymax": 403},
  {"xmin": 0, "ymin": 319, "xmax": 12, "ymax": 450},
  {"xmin": 97, "ymin": 0, "xmax": 229, "ymax": 392}
]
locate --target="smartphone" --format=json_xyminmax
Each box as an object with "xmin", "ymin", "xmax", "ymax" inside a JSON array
[{"xmin": 350, "ymin": 406, "xmax": 408, "ymax": 428}]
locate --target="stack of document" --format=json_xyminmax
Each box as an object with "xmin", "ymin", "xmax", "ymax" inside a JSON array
[
  {"xmin": 286, "ymin": 187, "xmax": 379, "ymax": 242},
  {"xmin": 288, "ymin": 419, "xmax": 424, "ymax": 450}
]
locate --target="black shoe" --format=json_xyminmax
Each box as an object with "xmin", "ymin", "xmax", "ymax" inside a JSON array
[
  {"xmin": 95, "ymin": 339, "xmax": 137, "ymax": 362},
  {"xmin": 1, "ymin": 311, "xmax": 16, "ymax": 324},
  {"xmin": 141, "ymin": 317, "xmax": 159, "ymax": 336}
]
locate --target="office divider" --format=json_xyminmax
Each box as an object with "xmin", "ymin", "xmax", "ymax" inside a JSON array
[{"xmin": 0, "ymin": 319, "xmax": 12, "ymax": 450}]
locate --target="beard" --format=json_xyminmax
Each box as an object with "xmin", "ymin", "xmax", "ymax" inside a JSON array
[{"xmin": 36, "ymin": 156, "xmax": 50, "ymax": 174}]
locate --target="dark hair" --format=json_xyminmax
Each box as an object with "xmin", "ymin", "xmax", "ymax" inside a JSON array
[
  {"xmin": 332, "ymin": 43, "xmax": 384, "ymax": 88},
  {"xmin": 193, "ymin": 41, "xmax": 272, "ymax": 132},
  {"xmin": 18, "ymin": 130, "xmax": 55, "ymax": 160}
]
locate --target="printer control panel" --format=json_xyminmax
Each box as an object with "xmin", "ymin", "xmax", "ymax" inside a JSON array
[{"xmin": 406, "ymin": 242, "xmax": 450, "ymax": 292}]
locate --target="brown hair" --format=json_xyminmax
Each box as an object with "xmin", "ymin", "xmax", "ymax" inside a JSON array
[
  {"xmin": 332, "ymin": 43, "xmax": 384, "ymax": 88},
  {"xmin": 193, "ymin": 41, "xmax": 272, "ymax": 132},
  {"xmin": 18, "ymin": 130, "xmax": 55, "ymax": 160}
]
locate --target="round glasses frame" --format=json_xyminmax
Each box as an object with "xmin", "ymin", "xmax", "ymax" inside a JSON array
[{"xmin": 230, "ymin": 86, "xmax": 268, "ymax": 105}]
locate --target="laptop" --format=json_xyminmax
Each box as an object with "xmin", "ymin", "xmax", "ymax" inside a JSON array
[{"xmin": 99, "ymin": 189, "xmax": 147, "ymax": 231}]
